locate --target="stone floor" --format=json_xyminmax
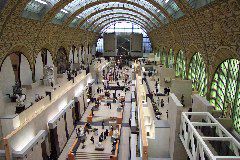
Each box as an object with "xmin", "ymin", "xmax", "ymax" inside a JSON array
[{"xmin": 58, "ymin": 66, "xmax": 132, "ymax": 160}]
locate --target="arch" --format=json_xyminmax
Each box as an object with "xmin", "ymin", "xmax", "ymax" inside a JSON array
[
  {"xmin": 78, "ymin": 6, "xmax": 159, "ymax": 29},
  {"xmin": 186, "ymin": 44, "xmax": 199, "ymax": 59},
  {"xmin": 188, "ymin": 52, "xmax": 208, "ymax": 96},
  {"xmin": 40, "ymin": 43, "xmax": 55, "ymax": 56},
  {"xmin": 84, "ymin": 10, "xmax": 158, "ymax": 30},
  {"xmin": 55, "ymin": 47, "xmax": 69, "ymax": 74},
  {"xmin": 40, "ymin": 48, "xmax": 54, "ymax": 66},
  {"xmin": 209, "ymin": 58, "xmax": 240, "ymax": 133},
  {"xmin": 64, "ymin": 0, "xmax": 168, "ymax": 26},
  {"xmin": 0, "ymin": 52, "xmax": 33, "ymax": 93},
  {"xmin": 0, "ymin": 56, "xmax": 16, "ymax": 96},
  {"xmin": 173, "ymin": 43, "xmax": 184, "ymax": 56},
  {"xmin": 212, "ymin": 46, "xmax": 238, "ymax": 73},
  {"xmin": 96, "ymin": 18, "xmax": 150, "ymax": 33},
  {"xmin": 91, "ymin": 14, "xmax": 152, "ymax": 31},
  {"xmin": 5, "ymin": 44, "xmax": 33, "ymax": 68}
]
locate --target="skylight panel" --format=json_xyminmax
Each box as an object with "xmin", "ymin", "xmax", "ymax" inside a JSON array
[
  {"xmin": 154, "ymin": 0, "xmax": 184, "ymax": 19},
  {"xmin": 186, "ymin": 0, "xmax": 215, "ymax": 9},
  {"xmin": 22, "ymin": 0, "xmax": 60, "ymax": 20}
]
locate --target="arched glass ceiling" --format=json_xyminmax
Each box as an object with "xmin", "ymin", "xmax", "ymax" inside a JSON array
[
  {"xmin": 70, "ymin": 2, "xmax": 168, "ymax": 27},
  {"xmin": 52, "ymin": 1, "xmax": 168, "ymax": 26},
  {"xmin": 90, "ymin": 15, "xmax": 151, "ymax": 32},
  {"xmin": 22, "ymin": 0, "xmax": 60, "ymax": 20},
  {"xmin": 85, "ymin": 11, "xmax": 156, "ymax": 31},
  {"xmin": 79, "ymin": 8, "xmax": 159, "ymax": 29},
  {"xmin": 94, "ymin": 17, "xmax": 150, "ymax": 33},
  {"xmin": 21, "ymin": 0, "xmax": 188, "ymax": 31}
]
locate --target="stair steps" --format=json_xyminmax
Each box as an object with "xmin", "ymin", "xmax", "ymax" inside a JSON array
[{"xmin": 75, "ymin": 152, "xmax": 111, "ymax": 160}]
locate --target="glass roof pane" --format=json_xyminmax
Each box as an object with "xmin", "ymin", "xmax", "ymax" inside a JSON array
[
  {"xmin": 186, "ymin": 0, "xmax": 215, "ymax": 9},
  {"xmin": 154, "ymin": 0, "xmax": 184, "ymax": 19},
  {"xmin": 52, "ymin": 10, "xmax": 70, "ymax": 24},
  {"xmin": 22, "ymin": 0, "xmax": 60, "ymax": 20}
]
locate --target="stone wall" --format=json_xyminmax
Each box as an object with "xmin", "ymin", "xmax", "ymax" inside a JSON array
[{"xmin": 149, "ymin": 0, "xmax": 240, "ymax": 97}]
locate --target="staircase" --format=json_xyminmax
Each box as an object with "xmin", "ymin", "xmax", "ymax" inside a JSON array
[{"xmin": 75, "ymin": 152, "xmax": 111, "ymax": 160}]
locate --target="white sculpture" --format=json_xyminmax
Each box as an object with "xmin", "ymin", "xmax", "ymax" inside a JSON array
[
  {"xmin": 112, "ymin": 129, "xmax": 119, "ymax": 139},
  {"xmin": 16, "ymin": 94, "xmax": 26, "ymax": 107}
]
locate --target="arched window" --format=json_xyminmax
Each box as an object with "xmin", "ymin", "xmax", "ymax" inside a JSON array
[
  {"xmin": 175, "ymin": 50, "xmax": 186, "ymax": 79},
  {"xmin": 188, "ymin": 52, "xmax": 207, "ymax": 96},
  {"xmin": 210, "ymin": 59, "xmax": 240, "ymax": 133},
  {"xmin": 168, "ymin": 49, "xmax": 174, "ymax": 68},
  {"xmin": 161, "ymin": 48, "xmax": 167, "ymax": 67}
]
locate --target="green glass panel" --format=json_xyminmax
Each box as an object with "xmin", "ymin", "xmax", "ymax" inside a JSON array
[
  {"xmin": 188, "ymin": 52, "xmax": 207, "ymax": 96},
  {"xmin": 175, "ymin": 50, "xmax": 186, "ymax": 79},
  {"xmin": 210, "ymin": 59, "xmax": 240, "ymax": 134}
]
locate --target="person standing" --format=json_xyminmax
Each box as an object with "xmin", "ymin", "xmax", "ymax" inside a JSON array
[
  {"xmin": 105, "ymin": 129, "xmax": 109, "ymax": 136},
  {"xmin": 161, "ymin": 99, "xmax": 164, "ymax": 108},
  {"xmin": 157, "ymin": 97, "xmax": 160, "ymax": 108},
  {"xmin": 102, "ymin": 121, "xmax": 105, "ymax": 129},
  {"xmin": 90, "ymin": 136, "xmax": 94, "ymax": 144}
]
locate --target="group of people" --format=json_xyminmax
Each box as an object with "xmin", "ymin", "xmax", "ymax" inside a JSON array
[
  {"xmin": 157, "ymin": 97, "xmax": 165, "ymax": 108},
  {"xmin": 164, "ymin": 87, "xmax": 171, "ymax": 95},
  {"xmin": 96, "ymin": 87, "xmax": 104, "ymax": 94},
  {"xmin": 98, "ymin": 129, "xmax": 109, "ymax": 143}
]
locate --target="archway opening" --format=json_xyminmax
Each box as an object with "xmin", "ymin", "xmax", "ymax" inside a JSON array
[
  {"xmin": 209, "ymin": 59, "xmax": 240, "ymax": 133},
  {"xmin": 56, "ymin": 47, "xmax": 69, "ymax": 74}
]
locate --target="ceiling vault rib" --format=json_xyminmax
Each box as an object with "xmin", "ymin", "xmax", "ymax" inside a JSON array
[
  {"xmin": 77, "ymin": 7, "xmax": 158, "ymax": 29},
  {"xmin": 90, "ymin": 14, "xmax": 153, "ymax": 31}
]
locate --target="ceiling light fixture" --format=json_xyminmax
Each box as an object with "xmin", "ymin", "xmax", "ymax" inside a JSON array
[{"xmin": 35, "ymin": 0, "xmax": 47, "ymax": 5}]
